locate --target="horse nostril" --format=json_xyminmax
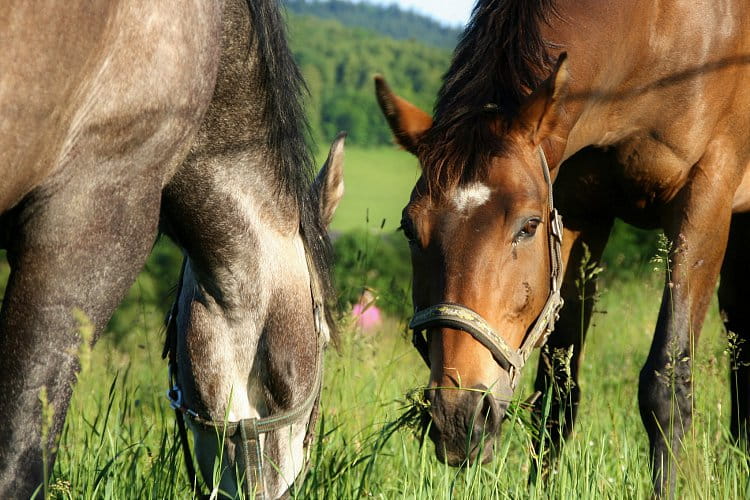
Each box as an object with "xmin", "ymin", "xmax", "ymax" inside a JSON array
[
  {"xmin": 477, "ymin": 393, "xmax": 499, "ymax": 433},
  {"xmin": 472, "ymin": 385, "xmax": 505, "ymax": 435},
  {"xmin": 424, "ymin": 387, "xmax": 435, "ymax": 405}
]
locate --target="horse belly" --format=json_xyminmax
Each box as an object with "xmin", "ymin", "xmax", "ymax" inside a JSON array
[
  {"xmin": 614, "ymin": 134, "xmax": 694, "ymax": 209},
  {"xmin": 0, "ymin": 0, "xmax": 221, "ymax": 213},
  {"xmin": 732, "ymin": 167, "xmax": 750, "ymax": 213}
]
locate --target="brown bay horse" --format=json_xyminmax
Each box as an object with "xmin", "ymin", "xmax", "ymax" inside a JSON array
[
  {"xmin": 376, "ymin": 0, "xmax": 750, "ymax": 496},
  {"xmin": 1, "ymin": 1, "xmax": 343, "ymax": 498}
]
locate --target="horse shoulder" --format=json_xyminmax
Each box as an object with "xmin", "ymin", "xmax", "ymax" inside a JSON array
[{"xmin": 0, "ymin": 0, "xmax": 223, "ymax": 212}]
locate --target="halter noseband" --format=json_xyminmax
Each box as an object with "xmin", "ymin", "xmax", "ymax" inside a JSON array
[
  {"xmin": 409, "ymin": 147, "xmax": 564, "ymax": 389},
  {"xmin": 164, "ymin": 241, "xmax": 326, "ymax": 500}
]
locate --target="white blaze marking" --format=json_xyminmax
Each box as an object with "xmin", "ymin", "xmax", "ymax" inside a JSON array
[{"xmin": 453, "ymin": 183, "xmax": 492, "ymax": 211}]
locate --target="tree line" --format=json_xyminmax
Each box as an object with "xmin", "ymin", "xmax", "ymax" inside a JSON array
[
  {"xmin": 285, "ymin": 6, "xmax": 455, "ymax": 146},
  {"xmin": 284, "ymin": 0, "xmax": 461, "ymax": 50}
]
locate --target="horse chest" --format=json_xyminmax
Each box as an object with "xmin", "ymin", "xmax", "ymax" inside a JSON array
[
  {"xmin": 615, "ymin": 135, "xmax": 691, "ymax": 202},
  {"xmin": 556, "ymin": 136, "xmax": 696, "ymax": 229}
]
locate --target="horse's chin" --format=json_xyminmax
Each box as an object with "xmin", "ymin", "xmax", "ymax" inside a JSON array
[
  {"xmin": 433, "ymin": 438, "xmax": 497, "ymax": 467},
  {"xmin": 191, "ymin": 426, "xmax": 241, "ymax": 498}
]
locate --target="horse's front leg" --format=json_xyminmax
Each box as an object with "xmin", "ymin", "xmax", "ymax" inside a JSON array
[
  {"xmin": 718, "ymin": 213, "xmax": 750, "ymax": 443},
  {"xmin": 0, "ymin": 182, "xmax": 162, "ymax": 498},
  {"xmin": 638, "ymin": 154, "xmax": 734, "ymax": 498}
]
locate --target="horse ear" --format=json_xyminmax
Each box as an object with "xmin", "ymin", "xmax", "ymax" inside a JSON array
[
  {"xmin": 517, "ymin": 52, "xmax": 570, "ymax": 146},
  {"xmin": 374, "ymin": 75, "xmax": 432, "ymax": 155},
  {"xmin": 314, "ymin": 132, "xmax": 346, "ymax": 227}
]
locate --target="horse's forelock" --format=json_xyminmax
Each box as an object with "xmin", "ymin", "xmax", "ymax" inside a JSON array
[{"xmin": 420, "ymin": 0, "xmax": 559, "ymax": 195}]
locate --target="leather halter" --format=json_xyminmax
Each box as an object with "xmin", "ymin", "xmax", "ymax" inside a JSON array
[
  {"xmin": 409, "ymin": 147, "xmax": 564, "ymax": 389},
  {"xmin": 163, "ymin": 241, "xmax": 327, "ymax": 500}
]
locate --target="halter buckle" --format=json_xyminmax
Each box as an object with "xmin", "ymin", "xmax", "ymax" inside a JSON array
[
  {"xmin": 167, "ymin": 386, "xmax": 181, "ymax": 409},
  {"xmin": 167, "ymin": 385, "xmax": 198, "ymax": 418}
]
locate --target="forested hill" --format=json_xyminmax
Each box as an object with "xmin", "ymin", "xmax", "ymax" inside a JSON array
[
  {"xmin": 286, "ymin": 8, "xmax": 454, "ymax": 146},
  {"xmin": 284, "ymin": 0, "xmax": 462, "ymax": 49}
]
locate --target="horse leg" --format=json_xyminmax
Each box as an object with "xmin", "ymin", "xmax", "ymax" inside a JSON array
[
  {"xmin": 530, "ymin": 216, "xmax": 612, "ymax": 480},
  {"xmin": 638, "ymin": 158, "xmax": 733, "ymax": 498},
  {"xmin": 717, "ymin": 212, "xmax": 750, "ymax": 442},
  {"xmin": 0, "ymin": 185, "xmax": 161, "ymax": 497}
]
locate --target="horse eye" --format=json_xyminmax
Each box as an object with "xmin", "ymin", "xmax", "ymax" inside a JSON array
[
  {"xmin": 399, "ymin": 219, "xmax": 417, "ymax": 243},
  {"xmin": 519, "ymin": 218, "xmax": 541, "ymax": 238}
]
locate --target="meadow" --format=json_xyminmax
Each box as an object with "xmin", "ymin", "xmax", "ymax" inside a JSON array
[
  {"xmin": 327, "ymin": 146, "xmax": 420, "ymax": 233},
  {"xmin": 9, "ymin": 147, "xmax": 749, "ymax": 499}
]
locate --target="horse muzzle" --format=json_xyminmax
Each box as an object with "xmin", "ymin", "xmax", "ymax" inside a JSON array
[{"xmin": 426, "ymin": 382, "xmax": 508, "ymax": 466}]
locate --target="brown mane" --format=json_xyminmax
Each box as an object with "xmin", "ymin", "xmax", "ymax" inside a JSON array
[{"xmin": 419, "ymin": 0, "xmax": 559, "ymax": 193}]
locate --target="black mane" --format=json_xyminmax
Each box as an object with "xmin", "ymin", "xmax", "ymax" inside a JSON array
[
  {"xmin": 247, "ymin": 0, "xmax": 337, "ymax": 332},
  {"xmin": 420, "ymin": 0, "xmax": 558, "ymax": 192}
]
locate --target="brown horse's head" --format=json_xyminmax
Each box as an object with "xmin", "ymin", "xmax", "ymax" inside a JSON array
[{"xmin": 376, "ymin": 55, "xmax": 568, "ymax": 465}]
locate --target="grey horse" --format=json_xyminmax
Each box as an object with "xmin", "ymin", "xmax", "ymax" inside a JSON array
[{"xmin": 0, "ymin": 0, "xmax": 344, "ymax": 497}]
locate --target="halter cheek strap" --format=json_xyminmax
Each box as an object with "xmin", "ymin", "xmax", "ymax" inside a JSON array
[{"xmin": 409, "ymin": 147, "xmax": 564, "ymax": 389}]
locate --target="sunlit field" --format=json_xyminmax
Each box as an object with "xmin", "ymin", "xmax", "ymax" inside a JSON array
[
  {"xmin": 326, "ymin": 146, "xmax": 420, "ymax": 233},
  {"xmin": 4, "ymin": 148, "xmax": 747, "ymax": 499},
  {"xmin": 47, "ymin": 272, "xmax": 749, "ymax": 499}
]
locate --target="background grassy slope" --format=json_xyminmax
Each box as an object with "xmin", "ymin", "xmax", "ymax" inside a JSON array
[
  {"xmin": 285, "ymin": 8, "xmax": 451, "ymax": 146},
  {"xmin": 327, "ymin": 147, "xmax": 419, "ymax": 232},
  {"xmin": 284, "ymin": 0, "xmax": 462, "ymax": 49}
]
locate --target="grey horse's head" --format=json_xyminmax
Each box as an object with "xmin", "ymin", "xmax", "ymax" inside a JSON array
[{"xmin": 172, "ymin": 136, "xmax": 345, "ymax": 498}]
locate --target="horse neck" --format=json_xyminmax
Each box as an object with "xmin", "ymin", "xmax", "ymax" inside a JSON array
[
  {"xmin": 545, "ymin": 0, "xmax": 750, "ymax": 163},
  {"xmin": 161, "ymin": 2, "xmax": 321, "ymax": 496},
  {"xmin": 164, "ymin": 0, "xmax": 303, "ymax": 270},
  {"xmin": 531, "ymin": 1, "xmax": 616, "ymax": 165},
  {"xmin": 162, "ymin": 0, "xmax": 316, "ymax": 416}
]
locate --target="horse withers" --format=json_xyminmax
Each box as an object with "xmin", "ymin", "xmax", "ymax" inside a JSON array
[
  {"xmin": 376, "ymin": 0, "xmax": 750, "ymax": 496},
  {"xmin": 0, "ymin": 0, "xmax": 344, "ymax": 498}
]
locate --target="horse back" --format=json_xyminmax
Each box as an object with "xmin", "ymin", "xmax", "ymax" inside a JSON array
[
  {"xmin": 0, "ymin": 0, "xmax": 223, "ymax": 213},
  {"xmin": 554, "ymin": 0, "xmax": 750, "ymax": 215}
]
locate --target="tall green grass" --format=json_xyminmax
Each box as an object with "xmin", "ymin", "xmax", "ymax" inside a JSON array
[{"xmin": 45, "ymin": 269, "xmax": 749, "ymax": 499}]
